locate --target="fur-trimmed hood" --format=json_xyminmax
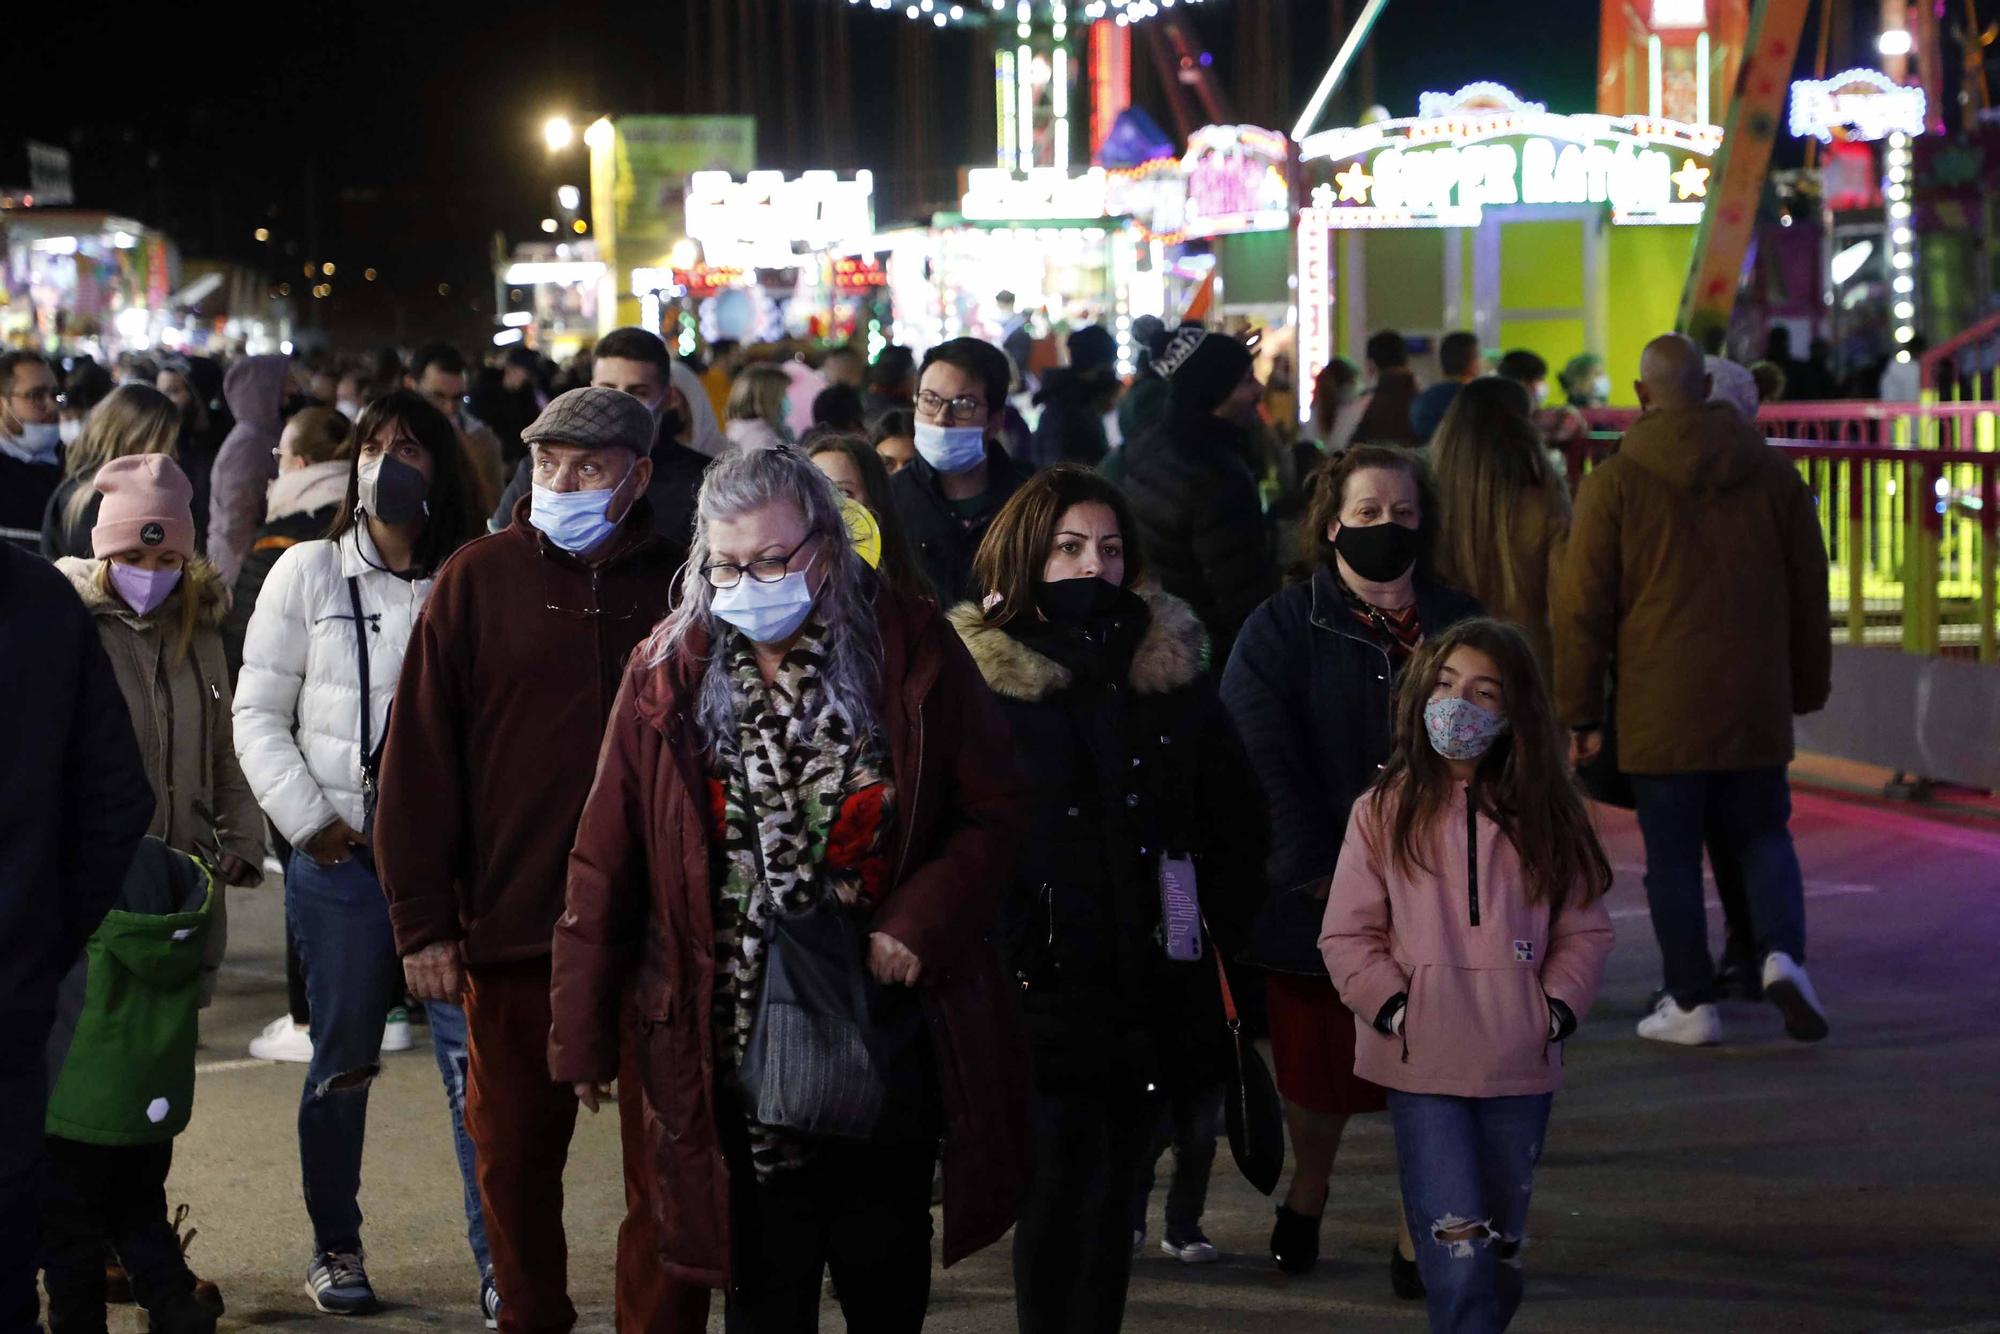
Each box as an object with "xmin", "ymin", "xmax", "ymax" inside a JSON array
[
  {"xmin": 950, "ymin": 582, "xmax": 1209, "ymax": 702},
  {"xmin": 57, "ymin": 556, "xmax": 230, "ymax": 628}
]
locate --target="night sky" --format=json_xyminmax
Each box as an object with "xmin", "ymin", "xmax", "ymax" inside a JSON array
[{"xmin": 1, "ymin": 0, "xmax": 1923, "ymax": 347}]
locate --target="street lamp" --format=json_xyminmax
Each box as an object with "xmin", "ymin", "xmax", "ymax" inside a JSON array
[
  {"xmin": 556, "ymin": 184, "xmax": 581, "ymax": 211},
  {"xmin": 543, "ymin": 115, "xmax": 574, "ymax": 151},
  {"xmin": 1878, "ymin": 28, "xmax": 1913, "ymax": 56}
]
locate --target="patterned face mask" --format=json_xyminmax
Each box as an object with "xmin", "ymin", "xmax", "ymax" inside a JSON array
[{"xmin": 1424, "ymin": 696, "xmax": 1508, "ymax": 761}]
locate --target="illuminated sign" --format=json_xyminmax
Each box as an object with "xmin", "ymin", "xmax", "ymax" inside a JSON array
[
  {"xmin": 831, "ymin": 255, "xmax": 889, "ymax": 292},
  {"xmin": 1298, "ymin": 81, "xmax": 1722, "ymax": 229},
  {"xmin": 960, "ymin": 167, "xmax": 1110, "ymax": 221},
  {"xmin": 1181, "ymin": 124, "xmax": 1292, "ymax": 237},
  {"xmin": 1788, "ymin": 69, "xmax": 1927, "ymax": 144},
  {"xmin": 1296, "ymin": 212, "xmax": 1334, "ymax": 426},
  {"xmin": 1104, "ymin": 156, "xmax": 1187, "ymax": 242},
  {"xmin": 684, "ymin": 170, "xmax": 875, "ymax": 269}
]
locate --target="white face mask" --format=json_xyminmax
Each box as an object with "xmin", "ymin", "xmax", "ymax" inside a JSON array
[
  {"xmin": 335, "ymin": 398, "xmax": 363, "ymax": 421},
  {"xmin": 1591, "ymin": 373, "xmax": 1612, "ymax": 401},
  {"xmin": 711, "ymin": 549, "xmax": 820, "ymax": 644},
  {"xmin": 912, "ymin": 420, "xmax": 987, "ymax": 475},
  {"xmin": 58, "ymin": 418, "xmax": 84, "ymax": 446}
]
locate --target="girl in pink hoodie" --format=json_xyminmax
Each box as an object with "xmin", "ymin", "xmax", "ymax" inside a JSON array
[{"xmin": 1320, "ymin": 618, "xmax": 1614, "ymax": 1332}]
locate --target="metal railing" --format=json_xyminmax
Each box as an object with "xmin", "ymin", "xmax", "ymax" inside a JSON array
[{"xmin": 1923, "ymin": 308, "xmax": 2000, "ymax": 403}]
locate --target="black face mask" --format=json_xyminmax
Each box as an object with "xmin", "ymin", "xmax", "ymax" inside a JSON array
[
  {"xmin": 358, "ymin": 454, "xmax": 431, "ymax": 527},
  {"xmin": 1033, "ymin": 575, "xmax": 1128, "ymax": 626},
  {"xmin": 1333, "ymin": 520, "xmax": 1420, "ymax": 583}
]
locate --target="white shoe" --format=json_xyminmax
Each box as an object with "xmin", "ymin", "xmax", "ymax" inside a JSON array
[
  {"xmin": 1161, "ymin": 1232, "xmax": 1221, "ymax": 1264},
  {"xmin": 248, "ymin": 1015, "xmax": 313, "ymax": 1063},
  {"xmin": 382, "ymin": 1006, "xmax": 413, "ymax": 1053},
  {"xmin": 1636, "ymin": 994, "xmax": 1721, "ymax": 1046},
  {"xmin": 260, "ymin": 854, "xmax": 286, "ymax": 881},
  {"xmin": 1761, "ymin": 952, "xmax": 1829, "ymax": 1042}
]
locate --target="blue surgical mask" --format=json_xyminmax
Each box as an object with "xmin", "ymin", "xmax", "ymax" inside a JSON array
[
  {"xmin": 1424, "ymin": 696, "xmax": 1508, "ymax": 761},
  {"xmin": 913, "ymin": 420, "xmax": 987, "ymax": 474},
  {"xmin": 529, "ymin": 468, "xmax": 635, "ymax": 554},
  {"xmin": 711, "ymin": 550, "xmax": 819, "ymax": 644},
  {"xmin": 0, "ymin": 420, "xmax": 62, "ymax": 465}
]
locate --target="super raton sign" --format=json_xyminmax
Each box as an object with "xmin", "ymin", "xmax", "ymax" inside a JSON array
[{"xmin": 1296, "ymin": 81, "xmax": 1723, "ymax": 228}]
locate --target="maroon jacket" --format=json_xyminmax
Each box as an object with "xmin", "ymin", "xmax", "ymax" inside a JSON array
[
  {"xmin": 376, "ymin": 499, "xmax": 684, "ymax": 964},
  {"xmin": 548, "ymin": 589, "xmax": 1033, "ymax": 1288}
]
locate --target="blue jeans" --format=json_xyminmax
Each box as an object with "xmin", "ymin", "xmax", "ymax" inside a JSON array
[
  {"xmin": 1629, "ymin": 767, "xmax": 1808, "ymax": 1006},
  {"xmin": 1389, "ymin": 1091, "xmax": 1554, "ymax": 1334},
  {"xmin": 288, "ymin": 853, "xmax": 404, "ymax": 1256},
  {"xmin": 422, "ymin": 1000, "xmax": 492, "ymax": 1280},
  {"xmin": 1131, "ymin": 1084, "xmax": 1223, "ymax": 1242}
]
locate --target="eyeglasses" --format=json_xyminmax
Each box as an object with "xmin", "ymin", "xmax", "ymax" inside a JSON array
[
  {"xmin": 700, "ymin": 535, "xmax": 813, "ymax": 589},
  {"xmin": 6, "ymin": 388, "xmax": 57, "ymax": 407},
  {"xmin": 915, "ymin": 389, "xmax": 986, "ymax": 424}
]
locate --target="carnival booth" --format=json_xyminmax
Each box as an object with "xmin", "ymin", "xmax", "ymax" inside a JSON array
[
  {"xmin": 1295, "ymin": 81, "xmax": 1725, "ymax": 418},
  {"xmin": 1, "ymin": 210, "xmax": 176, "ymax": 354}
]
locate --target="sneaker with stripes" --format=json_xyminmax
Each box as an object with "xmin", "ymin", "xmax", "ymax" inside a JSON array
[{"xmin": 306, "ymin": 1250, "xmax": 377, "ymax": 1315}]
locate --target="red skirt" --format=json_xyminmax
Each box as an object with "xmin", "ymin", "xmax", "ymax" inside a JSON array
[{"xmin": 1263, "ymin": 972, "xmax": 1389, "ymax": 1117}]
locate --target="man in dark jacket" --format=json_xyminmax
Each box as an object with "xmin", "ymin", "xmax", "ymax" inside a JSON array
[
  {"xmin": 1557, "ymin": 333, "xmax": 1833, "ymax": 1049},
  {"xmin": 1408, "ymin": 329, "xmax": 1484, "ymax": 443},
  {"xmin": 1118, "ymin": 328, "xmax": 1278, "ymax": 665},
  {"xmin": 889, "ymin": 337, "xmax": 1032, "ymax": 604},
  {"xmin": 376, "ymin": 388, "xmax": 708, "ymax": 1334},
  {"xmin": 469, "ymin": 347, "xmax": 545, "ymax": 468},
  {"xmin": 0, "ymin": 542, "xmax": 155, "ymax": 1333},
  {"xmin": 0, "ymin": 351, "xmax": 65, "ymax": 552},
  {"xmin": 1028, "ymin": 324, "xmax": 1118, "ymax": 470}
]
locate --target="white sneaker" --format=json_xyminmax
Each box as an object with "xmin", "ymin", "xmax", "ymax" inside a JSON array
[
  {"xmin": 248, "ymin": 1015, "xmax": 313, "ymax": 1063},
  {"xmin": 1636, "ymin": 994, "xmax": 1721, "ymax": 1046},
  {"xmin": 1761, "ymin": 952, "xmax": 1829, "ymax": 1042},
  {"xmin": 382, "ymin": 1006, "xmax": 413, "ymax": 1053},
  {"xmin": 1161, "ymin": 1232, "xmax": 1221, "ymax": 1264}
]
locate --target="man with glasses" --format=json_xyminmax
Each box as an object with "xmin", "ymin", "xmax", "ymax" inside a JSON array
[
  {"xmin": 0, "ymin": 351, "xmax": 65, "ymax": 551},
  {"xmin": 406, "ymin": 342, "xmax": 508, "ymax": 515},
  {"xmin": 889, "ymin": 336, "xmax": 1031, "ymax": 603},
  {"xmin": 374, "ymin": 387, "xmax": 708, "ymax": 1334}
]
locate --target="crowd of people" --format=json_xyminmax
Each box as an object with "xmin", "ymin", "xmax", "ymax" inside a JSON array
[{"xmin": 0, "ymin": 308, "xmax": 1835, "ymax": 1334}]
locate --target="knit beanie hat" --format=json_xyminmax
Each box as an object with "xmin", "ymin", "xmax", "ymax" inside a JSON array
[
  {"xmin": 1067, "ymin": 324, "xmax": 1119, "ymax": 375},
  {"xmin": 92, "ymin": 454, "xmax": 196, "ymax": 560},
  {"xmin": 1157, "ymin": 327, "xmax": 1254, "ymax": 418}
]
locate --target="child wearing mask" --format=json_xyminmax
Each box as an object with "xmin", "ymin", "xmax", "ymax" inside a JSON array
[
  {"xmin": 1320, "ymin": 618, "xmax": 1614, "ymax": 1333},
  {"xmin": 56, "ymin": 453, "xmax": 267, "ymax": 1002}
]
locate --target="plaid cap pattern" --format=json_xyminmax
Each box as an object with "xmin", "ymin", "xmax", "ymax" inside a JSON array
[{"xmin": 521, "ymin": 386, "xmax": 656, "ymax": 457}]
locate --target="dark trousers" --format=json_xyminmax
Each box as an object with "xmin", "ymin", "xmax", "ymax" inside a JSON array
[
  {"xmin": 40, "ymin": 1138, "xmax": 205, "ymax": 1334},
  {"xmin": 463, "ymin": 958, "xmax": 709, "ymax": 1334},
  {"xmin": 1631, "ymin": 767, "xmax": 1809, "ymax": 1007},
  {"xmin": 1389, "ymin": 1092, "xmax": 1554, "ymax": 1334},
  {"xmin": 1, "ymin": 1030, "xmax": 49, "ymax": 1334},
  {"xmin": 1014, "ymin": 1083, "xmax": 1152, "ymax": 1334},
  {"xmin": 723, "ymin": 1125, "xmax": 935, "ymax": 1334},
  {"xmin": 1131, "ymin": 1084, "xmax": 1223, "ymax": 1243}
]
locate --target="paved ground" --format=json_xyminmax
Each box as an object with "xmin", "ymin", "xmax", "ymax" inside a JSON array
[{"xmin": 109, "ymin": 788, "xmax": 2000, "ymax": 1332}]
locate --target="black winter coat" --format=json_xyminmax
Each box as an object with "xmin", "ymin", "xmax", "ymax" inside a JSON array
[
  {"xmin": 0, "ymin": 542, "xmax": 155, "ymax": 1020},
  {"xmin": 40, "ymin": 477, "xmax": 96, "ymax": 562},
  {"xmin": 1118, "ymin": 411, "xmax": 1277, "ymax": 666},
  {"xmin": 1027, "ymin": 369, "xmax": 1111, "ymax": 471},
  {"xmin": 890, "ymin": 441, "xmax": 1030, "ymax": 606},
  {"xmin": 0, "ymin": 453, "xmax": 63, "ymax": 552},
  {"xmin": 220, "ymin": 502, "xmax": 341, "ymax": 681},
  {"xmin": 951, "ymin": 586, "xmax": 1262, "ymax": 1093},
  {"xmin": 1220, "ymin": 566, "xmax": 1480, "ymax": 974}
]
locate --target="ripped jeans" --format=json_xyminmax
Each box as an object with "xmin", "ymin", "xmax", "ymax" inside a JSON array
[
  {"xmin": 423, "ymin": 1000, "xmax": 492, "ymax": 1279},
  {"xmin": 1387, "ymin": 1091, "xmax": 1554, "ymax": 1334}
]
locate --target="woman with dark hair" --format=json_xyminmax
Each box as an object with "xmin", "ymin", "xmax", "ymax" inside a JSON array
[
  {"xmin": 950, "ymin": 464, "xmax": 1259, "ymax": 1329},
  {"xmin": 806, "ymin": 433, "xmax": 929, "ymax": 602},
  {"xmin": 1431, "ymin": 378, "xmax": 1571, "ymax": 679},
  {"xmin": 233, "ymin": 390, "xmax": 494, "ymax": 1320},
  {"xmin": 871, "ymin": 408, "xmax": 917, "ymax": 476},
  {"xmin": 549, "ymin": 443, "xmax": 1032, "ymax": 1331},
  {"xmin": 1220, "ymin": 444, "xmax": 1481, "ymax": 1297}
]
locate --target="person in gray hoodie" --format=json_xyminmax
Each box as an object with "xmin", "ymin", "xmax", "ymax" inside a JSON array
[{"xmin": 204, "ymin": 354, "xmax": 291, "ymax": 587}]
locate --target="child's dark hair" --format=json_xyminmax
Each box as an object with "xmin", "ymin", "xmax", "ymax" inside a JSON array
[{"xmin": 1374, "ymin": 617, "xmax": 1611, "ymax": 915}]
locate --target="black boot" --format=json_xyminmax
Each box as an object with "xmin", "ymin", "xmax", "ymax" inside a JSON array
[
  {"xmin": 1270, "ymin": 1204, "xmax": 1322, "ymax": 1274},
  {"xmin": 1389, "ymin": 1244, "xmax": 1426, "ymax": 1300}
]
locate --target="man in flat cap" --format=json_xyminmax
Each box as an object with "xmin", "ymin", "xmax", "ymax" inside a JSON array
[{"xmin": 376, "ymin": 387, "xmax": 707, "ymax": 1332}]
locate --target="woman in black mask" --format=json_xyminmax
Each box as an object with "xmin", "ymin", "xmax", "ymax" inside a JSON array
[
  {"xmin": 1219, "ymin": 444, "xmax": 1480, "ymax": 1298},
  {"xmin": 952, "ymin": 465, "xmax": 1261, "ymax": 1333}
]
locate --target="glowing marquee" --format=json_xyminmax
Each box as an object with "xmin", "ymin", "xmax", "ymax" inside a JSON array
[
  {"xmin": 684, "ymin": 170, "xmax": 875, "ymax": 269},
  {"xmin": 1297, "ymin": 81, "xmax": 1723, "ymax": 229},
  {"xmin": 1181, "ymin": 124, "xmax": 1292, "ymax": 238},
  {"xmin": 1789, "ymin": 69, "xmax": 1927, "ymax": 144}
]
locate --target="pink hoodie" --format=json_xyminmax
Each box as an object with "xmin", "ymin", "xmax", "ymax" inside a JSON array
[{"xmin": 1319, "ymin": 783, "xmax": 1615, "ymax": 1099}]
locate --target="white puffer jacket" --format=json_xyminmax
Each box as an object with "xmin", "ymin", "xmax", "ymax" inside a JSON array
[{"xmin": 232, "ymin": 524, "xmax": 432, "ymax": 846}]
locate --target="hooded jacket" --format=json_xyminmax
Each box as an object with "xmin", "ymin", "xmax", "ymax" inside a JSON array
[
  {"xmin": 949, "ymin": 585, "xmax": 1260, "ymax": 1092},
  {"xmin": 46, "ymin": 839, "xmax": 214, "ymax": 1144},
  {"xmin": 548, "ymin": 588, "xmax": 1033, "ymax": 1288},
  {"xmin": 220, "ymin": 458, "xmax": 349, "ymax": 676},
  {"xmin": 205, "ymin": 355, "xmax": 291, "ymax": 586},
  {"xmin": 57, "ymin": 557, "xmax": 264, "ymax": 997},
  {"xmin": 1119, "ymin": 410, "xmax": 1278, "ymax": 667},
  {"xmin": 1554, "ymin": 403, "xmax": 1832, "ymax": 774},
  {"xmin": 1319, "ymin": 785, "xmax": 1614, "ymax": 1098},
  {"xmin": 232, "ymin": 523, "xmax": 433, "ymax": 848},
  {"xmin": 374, "ymin": 498, "xmax": 684, "ymax": 964},
  {"xmin": 0, "ymin": 543, "xmax": 154, "ymax": 1020}
]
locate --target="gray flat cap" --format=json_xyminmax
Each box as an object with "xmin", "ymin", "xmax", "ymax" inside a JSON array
[{"xmin": 521, "ymin": 386, "xmax": 655, "ymax": 457}]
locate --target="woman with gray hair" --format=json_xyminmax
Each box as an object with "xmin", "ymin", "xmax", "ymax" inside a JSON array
[{"xmin": 549, "ymin": 443, "xmax": 1033, "ymax": 1332}]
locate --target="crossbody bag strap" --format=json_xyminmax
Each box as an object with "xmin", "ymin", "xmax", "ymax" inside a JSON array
[
  {"xmin": 1204, "ymin": 915, "xmax": 1241, "ymax": 1032},
  {"xmin": 346, "ymin": 576, "xmax": 385, "ymax": 785}
]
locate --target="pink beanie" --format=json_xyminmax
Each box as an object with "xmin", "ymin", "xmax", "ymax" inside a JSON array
[{"xmin": 92, "ymin": 454, "xmax": 196, "ymax": 561}]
